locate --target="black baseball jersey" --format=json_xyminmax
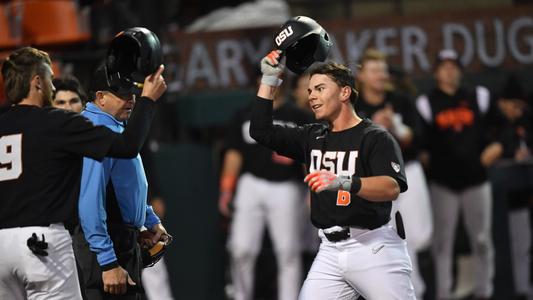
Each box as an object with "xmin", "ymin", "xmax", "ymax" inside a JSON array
[
  {"xmin": 355, "ymin": 91, "xmax": 421, "ymax": 162},
  {"xmin": 416, "ymin": 86, "xmax": 491, "ymax": 191},
  {"xmin": 0, "ymin": 105, "xmax": 116, "ymax": 229},
  {"xmin": 492, "ymin": 115, "xmax": 532, "ymax": 159},
  {"xmin": 0, "ymin": 97, "xmax": 155, "ymax": 229},
  {"xmin": 227, "ymin": 101, "xmax": 313, "ymax": 182},
  {"xmin": 250, "ymin": 97, "xmax": 407, "ymax": 229}
]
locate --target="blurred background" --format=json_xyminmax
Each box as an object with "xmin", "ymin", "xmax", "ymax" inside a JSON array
[{"xmin": 1, "ymin": 0, "xmax": 533, "ymax": 299}]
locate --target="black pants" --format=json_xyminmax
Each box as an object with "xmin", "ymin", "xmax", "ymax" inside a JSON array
[{"xmin": 72, "ymin": 223, "xmax": 144, "ymax": 300}]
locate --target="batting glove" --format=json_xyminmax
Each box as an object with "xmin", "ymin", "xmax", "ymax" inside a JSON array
[
  {"xmin": 304, "ymin": 170, "xmax": 352, "ymax": 193},
  {"xmin": 260, "ymin": 50, "xmax": 284, "ymax": 87}
]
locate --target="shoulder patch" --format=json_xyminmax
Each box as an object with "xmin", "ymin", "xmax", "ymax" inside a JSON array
[{"xmin": 391, "ymin": 161, "xmax": 401, "ymax": 173}]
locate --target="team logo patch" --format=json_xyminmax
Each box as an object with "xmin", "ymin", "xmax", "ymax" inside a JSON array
[{"xmin": 391, "ymin": 162, "xmax": 400, "ymax": 173}]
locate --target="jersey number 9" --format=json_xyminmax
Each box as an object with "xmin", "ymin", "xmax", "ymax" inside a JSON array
[{"xmin": 0, "ymin": 134, "xmax": 22, "ymax": 182}]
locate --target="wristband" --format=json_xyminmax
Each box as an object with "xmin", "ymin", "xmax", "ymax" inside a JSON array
[
  {"xmin": 261, "ymin": 75, "xmax": 283, "ymax": 87},
  {"xmin": 220, "ymin": 175, "xmax": 237, "ymax": 193},
  {"xmin": 101, "ymin": 260, "xmax": 119, "ymax": 271},
  {"xmin": 351, "ymin": 176, "xmax": 362, "ymax": 194}
]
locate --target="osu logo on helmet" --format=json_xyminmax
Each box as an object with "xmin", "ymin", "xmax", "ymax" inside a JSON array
[{"xmin": 274, "ymin": 16, "xmax": 332, "ymax": 74}]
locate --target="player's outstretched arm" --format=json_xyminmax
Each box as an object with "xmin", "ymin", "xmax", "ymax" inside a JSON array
[
  {"xmin": 305, "ymin": 170, "xmax": 400, "ymax": 202},
  {"xmin": 107, "ymin": 65, "xmax": 167, "ymax": 158}
]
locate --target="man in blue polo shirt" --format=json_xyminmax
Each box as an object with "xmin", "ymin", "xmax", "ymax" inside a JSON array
[{"xmin": 72, "ymin": 65, "xmax": 171, "ymax": 299}]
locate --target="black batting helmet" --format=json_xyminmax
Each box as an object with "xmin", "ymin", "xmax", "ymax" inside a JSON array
[
  {"xmin": 105, "ymin": 27, "xmax": 163, "ymax": 94},
  {"xmin": 274, "ymin": 16, "xmax": 332, "ymax": 74}
]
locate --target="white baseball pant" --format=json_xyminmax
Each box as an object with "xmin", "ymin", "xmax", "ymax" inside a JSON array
[
  {"xmin": 299, "ymin": 225, "xmax": 416, "ymax": 300},
  {"xmin": 430, "ymin": 181, "xmax": 494, "ymax": 299},
  {"xmin": 509, "ymin": 208, "xmax": 532, "ymax": 296},
  {"xmin": 141, "ymin": 257, "xmax": 175, "ymax": 300},
  {"xmin": 390, "ymin": 161, "xmax": 433, "ymax": 299},
  {"xmin": 0, "ymin": 223, "xmax": 82, "ymax": 300},
  {"xmin": 228, "ymin": 173, "xmax": 303, "ymax": 300}
]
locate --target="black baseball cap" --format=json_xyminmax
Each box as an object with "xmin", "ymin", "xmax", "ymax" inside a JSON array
[
  {"xmin": 90, "ymin": 64, "xmax": 137, "ymax": 100},
  {"xmin": 500, "ymin": 74, "xmax": 526, "ymax": 101},
  {"xmin": 435, "ymin": 49, "xmax": 462, "ymax": 70}
]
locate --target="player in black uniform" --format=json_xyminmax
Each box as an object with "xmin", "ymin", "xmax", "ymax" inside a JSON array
[
  {"xmin": 488, "ymin": 75, "xmax": 532, "ymax": 300},
  {"xmin": 416, "ymin": 49, "xmax": 496, "ymax": 300},
  {"xmin": 250, "ymin": 50, "xmax": 415, "ymax": 299},
  {"xmin": 0, "ymin": 47, "xmax": 166, "ymax": 299}
]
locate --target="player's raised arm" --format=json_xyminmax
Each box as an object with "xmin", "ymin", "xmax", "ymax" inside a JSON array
[
  {"xmin": 106, "ymin": 65, "xmax": 167, "ymax": 158},
  {"xmin": 250, "ymin": 50, "xmax": 309, "ymax": 163},
  {"xmin": 256, "ymin": 50, "xmax": 284, "ymax": 100},
  {"xmin": 250, "ymin": 50, "xmax": 284, "ymax": 144}
]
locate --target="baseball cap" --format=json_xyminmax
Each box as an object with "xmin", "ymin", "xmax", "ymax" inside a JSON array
[
  {"xmin": 435, "ymin": 49, "xmax": 462, "ymax": 70},
  {"xmin": 90, "ymin": 64, "xmax": 137, "ymax": 100},
  {"xmin": 500, "ymin": 74, "xmax": 525, "ymax": 101}
]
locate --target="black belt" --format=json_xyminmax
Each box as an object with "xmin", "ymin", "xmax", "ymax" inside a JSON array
[{"xmin": 323, "ymin": 227, "xmax": 351, "ymax": 242}]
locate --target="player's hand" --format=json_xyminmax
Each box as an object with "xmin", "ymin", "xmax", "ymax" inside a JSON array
[
  {"xmin": 261, "ymin": 50, "xmax": 284, "ymax": 77},
  {"xmin": 141, "ymin": 65, "xmax": 167, "ymax": 101},
  {"xmin": 260, "ymin": 50, "xmax": 284, "ymax": 87},
  {"xmin": 304, "ymin": 170, "xmax": 351, "ymax": 193},
  {"xmin": 218, "ymin": 191, "xmax": 233, "ymax": 217},
  {"xmin": 149, "ymin": 223, "xmax": 171, "ymax": 245},
  {"xmin": 102, "ymin": 266, "xmax": 136, "ymax": 295},
  {"xmin": 480, "ymin": 142, "xmax": 503, "ymax": 167}
]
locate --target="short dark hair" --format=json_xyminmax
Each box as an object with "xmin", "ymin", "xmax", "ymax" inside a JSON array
[
  {"xmin": 1, "ymin": 47, "xmax": 52, "ymax": 104},
  {"xmin": 53, "ymin": 75, "xmax": 87, "ymax": 103},
  {"xmin": 308, "ymin": 62, "xmax": 359, "ymax": 105}
]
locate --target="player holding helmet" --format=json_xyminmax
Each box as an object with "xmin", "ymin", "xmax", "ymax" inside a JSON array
[
  {"xmin": 0, "ymin": 46, "xmax": 165, "ymax": 299},
  {"xmin": 250, "ymin": 41, "xmax": 416, "ymax": 299}
]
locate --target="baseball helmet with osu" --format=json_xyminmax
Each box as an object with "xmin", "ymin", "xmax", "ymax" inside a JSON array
[{"xmin": 274, "ymin": 16, "xmax": 333, "ymax": 74}]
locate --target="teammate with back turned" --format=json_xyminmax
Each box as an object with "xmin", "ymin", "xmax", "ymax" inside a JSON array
[
  {"xmin": 250, "ymin": 48, "xmax": 416, "ymax": 299},
  {"xmin": 0, "ymin": 47, "xmax": 166, "ymax": 300}
]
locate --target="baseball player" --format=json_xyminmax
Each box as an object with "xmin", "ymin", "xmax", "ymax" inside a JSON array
[
  {"xmin": 488, "ymin": 75, "xmax": 532, "ymax": 300},
  {"xmin": 52, "ymin": 75, "xmax": 87, "ymax": 113},
  {"xmin": 0, "ymin": 47, "xmax": 166, "ymax": 300},
  {"xmin": 219, "ymin": 74, "xmax": 312, "ymax": 300},
  {"xmin": 250, "ymin": 50, "xmax": 415, "ymax": 299},
  {"xmin": 416, "ymin": 49, "xmax": 495, "ymax": 300},
  {"xmin": 355, "ymin": 49, "xmax": 432, "ymax": 299}
]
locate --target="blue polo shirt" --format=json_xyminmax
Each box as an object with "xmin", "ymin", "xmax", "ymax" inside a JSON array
[{"xmin": 79, "ymin": 102, "xmax": 160, "ymax": 267}]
